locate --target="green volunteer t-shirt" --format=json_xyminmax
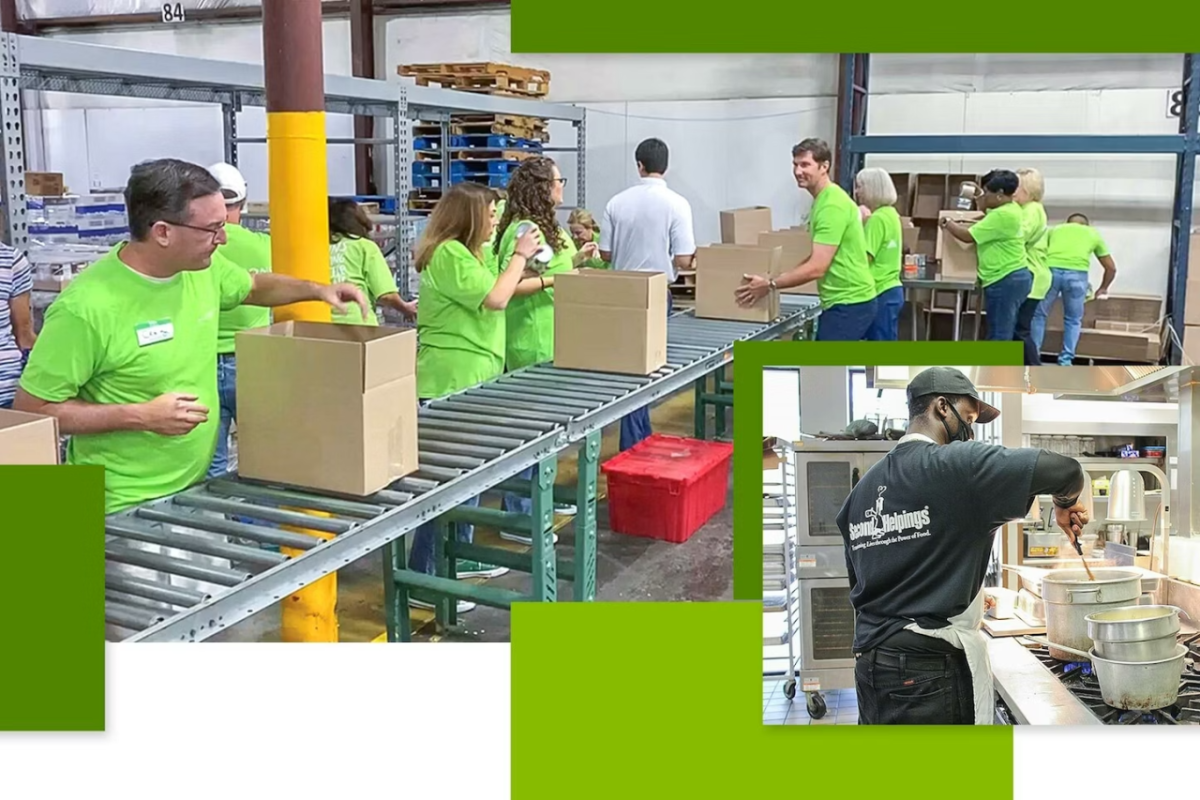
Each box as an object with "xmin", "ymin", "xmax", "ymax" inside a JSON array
[
  {"xmin": 808, "ymin": 183, "xmax": 877, "ymax": 310},
  {"xmin": 1022, "ymin": 202, "xmax": 1051, "ymax": 300},
  {"xmin": 483, "ymin": 199, "xmax": 507, "ymax": 275},
  {"xmin": 19, "ymin": 244, "xmax": 254, "ymax": 514},
  {"xmin": 496, "ymin": 219, "xmax": 577, "ymax": 371},
  {"xmin": 216, "ymin": 223, "xmax": 272, "ymax": 354},
  {"xmin": 416, "ymin": 239, "xmax": 505, "ymax": 399},
  {"xmin": 1046, "ymin": 223, "xmax": 1110, "ymax": 271},
  {"xmin": 330, "ymin": 235, "xmax": 399, "ymax": 326},
  {"xmin": 581, "ymin": 230, "xmax": 608, "ymax": 269},
  {"xmin": 968, "ymin": 202, "xmax": 1027, "ymax": 288},
  {"xmin": 863, "ymin": 205, "xmax": 903, "ymax": 296}
]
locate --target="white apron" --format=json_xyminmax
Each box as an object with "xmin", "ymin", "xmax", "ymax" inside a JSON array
[{"xmin": 895, "ymin": 432, "xmax": 994, "ymax": 725}]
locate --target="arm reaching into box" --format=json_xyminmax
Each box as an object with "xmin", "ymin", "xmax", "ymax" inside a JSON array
[
  {"xmin": 734, "ymin": 243, "xmax": 835, "ymax": 306},
  {"xmin": 940, "ymin": 217, "xmax": 975, "ymax": 244},
  {"xmin": 242, "ymin": 272, "xmax": 371, "ymax": 320}
]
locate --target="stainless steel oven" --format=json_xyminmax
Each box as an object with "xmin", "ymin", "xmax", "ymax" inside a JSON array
[{"xmin": 795, "ymin": 441, "xmax": 893, "ymax": 548}]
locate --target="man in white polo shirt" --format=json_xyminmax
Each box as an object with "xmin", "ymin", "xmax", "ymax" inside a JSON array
[{"xmin": 599, "ymin": 137, "xmax": 696, "ymax": 451}]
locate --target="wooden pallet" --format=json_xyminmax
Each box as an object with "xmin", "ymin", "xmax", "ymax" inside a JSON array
[
  {"xmin": 412, "ymin": 75, "xmax": 547, "ymax": 97},
  {"xmin": 456, "ymin": 149, "xmax": 541, "ymax": 162},
  {"xmin": 414, "ymin": 123, "xmax": 548, "ymax": 141},
  {"xmin": 399, "ymin": 61, "xmax": 550, "ymax": 85},
  {"xmin": 454, "ymin": 113, "xmax": 548, "ymax": 129}
]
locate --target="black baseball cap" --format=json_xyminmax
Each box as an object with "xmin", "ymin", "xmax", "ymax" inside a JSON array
[{"xmin": 906, "ymin": 367, "xmax": 999, "ymax": 424}]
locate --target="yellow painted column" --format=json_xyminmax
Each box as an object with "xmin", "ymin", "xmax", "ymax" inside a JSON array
[{"xmin": 263, "ymin": 0, "xmax": 338, "ymax": 643}]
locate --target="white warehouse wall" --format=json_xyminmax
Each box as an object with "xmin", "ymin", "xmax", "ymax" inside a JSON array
[{"xmin": 19, "ymin": 8, "xmax": 1198, "ymax": 299}]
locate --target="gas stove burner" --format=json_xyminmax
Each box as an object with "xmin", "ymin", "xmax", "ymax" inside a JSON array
[{"xmin": 1021, "ymin": 636, "xmax": 1200, "ymax": 725}]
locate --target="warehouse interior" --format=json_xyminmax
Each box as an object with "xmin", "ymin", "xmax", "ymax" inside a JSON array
[{"xmin": 1, "ymin": 1, "xmax": 1198, "ymax": 644}]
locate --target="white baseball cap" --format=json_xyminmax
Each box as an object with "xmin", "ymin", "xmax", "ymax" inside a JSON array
[{"xmin": 207, "ymin": 162, "xmax": 247, "ymax": 205}]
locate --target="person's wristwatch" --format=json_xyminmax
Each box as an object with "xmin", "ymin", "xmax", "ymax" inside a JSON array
[{"xmin": 768, "ymin": 278, "xmax": 778, "ymax": 292}]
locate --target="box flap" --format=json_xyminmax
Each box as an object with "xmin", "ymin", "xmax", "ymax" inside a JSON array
[
  {"xmin": 237, "ymin": 321, "xmax": 415, "ymax": 390},
  {"xmin": 554, "ymin": 269, "xmax": 667, "ymax": 310}
]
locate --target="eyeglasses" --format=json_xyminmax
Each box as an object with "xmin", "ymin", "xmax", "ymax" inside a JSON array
[
  {"xmin": 165, "ymin": 220, "xmax": 226, "ymax": 243},
  {"xmin": 552, "ymin": 177, "xmax": 568, "ymax": 185}
]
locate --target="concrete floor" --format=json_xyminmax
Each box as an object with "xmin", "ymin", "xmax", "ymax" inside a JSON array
[{"xmin": 210, "ymin": 389, "xmax": 733, "ymax": 643}]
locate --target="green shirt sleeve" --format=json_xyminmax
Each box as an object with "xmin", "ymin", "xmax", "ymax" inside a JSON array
[
  {"xmin": 436, "ymin": 242, "xmax": 494, "ymax": 311},
  {"xmin": 18, "ymin": 304, "xmax": 100, "ymax": 403},
  {"xmin": 1092, "ymin": 230, "xmax": 1111, "ymax": 259},
  {"xmin": 863, "ymin": 213, "xmax": 885, "ymax": 261},
  {"xmin": 811, "ymin": 199, "xmax": 851, "ymax": 248},
  {"xmin": 968, "ymin": 209, "xmax": 1007, "ymax": 245},
  {"xmin": 360, "ymin": 239, "xmax": 399, "ymax": 301},
  {"xmin": 212, "ymin": 253, "xmax": 254, "ymax": 311}
]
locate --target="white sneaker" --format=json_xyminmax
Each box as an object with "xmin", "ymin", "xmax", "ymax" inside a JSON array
[
  {"xmin": 555, "ymin": 504, "xmax": 578, "ymax": 516},
  {"xmin": 408, "ymin": 597, "xmax": 477, "ymax": 614},
  {"xmin": 455, "ymin": 560, "xmax": 510, "ymax": 579},
  {"xmin": 499, "ymin": 531, "xmax": 561, "ymax": 547}
]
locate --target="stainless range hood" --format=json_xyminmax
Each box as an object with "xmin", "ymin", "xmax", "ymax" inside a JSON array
[{"xmin": 867, "ymin": 366, "xmax": 1194, "ymax": 402}]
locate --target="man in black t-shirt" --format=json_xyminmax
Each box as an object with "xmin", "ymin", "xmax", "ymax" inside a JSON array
[{"xmin": 835, "ymin": 367, "xmax": 1089, "ymax": 725}]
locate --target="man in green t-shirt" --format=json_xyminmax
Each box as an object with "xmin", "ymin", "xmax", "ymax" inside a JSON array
[
  {"xmin": 206, "ymin": 162, "xmax": 273, "ymax": 478},
  {"xmin": 940, "ymin": 169, "xmax": 1032, "ymax": 342},
  {"xmin": 14, "ymin": 158, "xmax": 368, "ymax": 518},
  {"xmin": 736, "ymin": 138, "xmax": 878, "ymax": 340},
  {"xmin": 1032, "ymin": 213, "xmax": 1119, "ymax": 365}
]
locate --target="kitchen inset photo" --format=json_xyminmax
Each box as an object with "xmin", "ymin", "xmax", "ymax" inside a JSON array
[{"xmin": 761, "ymin": 364, "xmax": 1200, "ymax": 726}]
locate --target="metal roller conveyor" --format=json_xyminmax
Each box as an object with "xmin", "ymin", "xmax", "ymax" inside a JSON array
[{"xmin": 111, "ymin": 299, "xmax": 820, "ymax": 643}]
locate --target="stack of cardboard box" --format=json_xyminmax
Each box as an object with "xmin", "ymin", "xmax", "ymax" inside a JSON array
[
  {"xmin": 554, "ymin": 269, "xmax": 669, "ymax": 375},
  {"xmin": 1041, "ymin": 293, "xmax": 1166, "ymax": 363}
]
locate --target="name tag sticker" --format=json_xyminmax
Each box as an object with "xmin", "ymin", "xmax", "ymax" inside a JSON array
[{"xmin": 135, "ymin": 319, "xmax": 175, "ymax": 347}]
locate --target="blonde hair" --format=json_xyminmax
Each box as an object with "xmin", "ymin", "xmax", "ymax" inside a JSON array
[
  {"xmin": 1016, "ymin": 168, "xmax": 1045, "ymax": 203},
  {"xmin": 568, "ymin": 208, "xmax": 599, "ymax": 233},
  {"xmin": 854, "ymin": 167, "xmax": 898, "ymax": 211},
  {"xmin": 414, "ymin": 182, "xmax": 494, "ymax": 272}
]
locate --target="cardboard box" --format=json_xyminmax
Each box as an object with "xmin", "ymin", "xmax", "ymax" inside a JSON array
[
  {"xmin": 891, "ymin": 173, "xmax": 913, "ymax": 217},
  {"xmin": 756, "ymin": 229, "xmax": 818, "ymax": 295},
  {"xmin": 1044, "ymin": 293, "xmax": 1163, "ymax": 332},
  {"xmin": 235, "ymin": 322, "xmax": 418, "ymax": 496},
  {"xmin": 0, "ymin": 409, "xmax": 60, "ymax": 465},
  {"xmin": 1041, "ymin": 324, "xmax": 1164, "ymax": 363},
  {"xmin": 936, "ymin": 211, "xmax": 984, "ymax": 280},
  {"xmin": 899, "ymin": 216, "xmax": 919, "ymax": 255},
  {"xmin": 912, "ymin": 174, "xmax": 947, "ymax": 219},
  {"xmin": 25, "ymin": 171, "xmax": 64, "ymax": 197},
  {"xmin": 1185, "ymin": 326, "xmax": 1200, "ymax": 363},
  {"xmin": 946, "ymin": 173, "xmax": 982, "ymax": 210},
  {"xmin": 719, "ymin": 206, "xmax": 773, "ymax": 245},
  {"xmin": 694, "ymin": 244, "xmax": 782, "ymax": 323},
  {"xmin": 554, "ymin": 269, "xmax": 668, "ymax": 375}
]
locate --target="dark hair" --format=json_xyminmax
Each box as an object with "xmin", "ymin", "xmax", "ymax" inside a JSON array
[
  {"xmin": 981, "ymin": 169, "xmax": 1020, "ymax": 196},
  {"xmin": 329, "ymin": 198, "xmax": 372, "ymax": 241},
  {"xmin": 1067, "ymin": 213, "xmax": 1090, "ymax": 224},
  {"xmin": 494, "ymin": 156, "xmax": 564, "ymax": 256},
  {"xmin": 792, "ymin": 137, "xmax": 833, "ymax": 166},
  {"xmin": 635, "ymin": 138, "xmax": 669, "ymax": 174},
  {"xmin": 125, "ymin": 158, "xmax": 222, "ymax": 241},
  {"xmin": 908, "ymin": 393, "xmax": 968, "ymax": 420}
]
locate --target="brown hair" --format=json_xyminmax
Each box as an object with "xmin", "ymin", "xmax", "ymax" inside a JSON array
[
  {"xmin": 792, "ymin": 137, "xmax": 833, "ymax": 167},
  {"xmin": 494, "ymin": 156, "xmax": 563, "ymax": 257},
  {"xmin": 568, "ymin": 208, "xmax": 599, "ymax": 233},
  {"xmin": 329, "ymin": 197, "xmax": 373, "ymax": 241},
  {"xmin": 414, "ymin": 182, "xmax": 495, "ymax": 272}
]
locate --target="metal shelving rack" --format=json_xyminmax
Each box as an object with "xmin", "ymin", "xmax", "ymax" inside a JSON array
[
  {"xmin": 763, "ymin": 441, "xmax": 800, "ymax": 700},
  {"xmin": 835, "ymin": 52, "xmax": 1200, "ymax": 365},
  {"xmin": 0, "ymin": 34, "xmax": 587, "ymax": 298}
]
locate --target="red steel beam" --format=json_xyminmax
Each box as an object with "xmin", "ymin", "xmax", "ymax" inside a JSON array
[{"xmin": 350, "ymin": 0, "xmax": 376, "ymax": 195}]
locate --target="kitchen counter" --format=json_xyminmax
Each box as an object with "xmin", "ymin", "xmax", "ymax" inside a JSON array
[{"xmin": 987, "ymin": 636, "xmax": 1103, "ymax": 726}]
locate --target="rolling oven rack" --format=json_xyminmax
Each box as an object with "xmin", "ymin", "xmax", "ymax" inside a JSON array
[
  {"xmin": 104, "ymin": 297, "xmax": 821, "ymax": 642},
  {"xmin": 0, "ymin": 33, "xmax": 587, "ymax": 299},
  {"xmin": 763, "ymin": 440, "xmax": 800, "ymax": 700}
]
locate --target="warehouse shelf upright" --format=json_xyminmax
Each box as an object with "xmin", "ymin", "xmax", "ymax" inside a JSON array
[
  {"xmin": 835, "ymin": 52, "xmax": 1200, "ymax": 365},
  {"xmin": 763, "ymin": 441, "xmax": 800, "ymax": 701},
  {"xmin": 0, "ymin": 33, "xmax": 587, "ymax": 299}
]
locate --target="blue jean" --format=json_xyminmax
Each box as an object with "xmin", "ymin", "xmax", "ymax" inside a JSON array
[
  {"xmin": 1032, "ymin": 268, "xmax": 1090, "ymax": 366},
  {"xmin": 816, "ymin": 298, "xmax": 878, "ymax": 341},
  {"xmin": 504, "ymin": 466, "xmax": 534, "ymax": 520},
  {"xmin": 207, "ymin": 354, "xmax": 238, "ymax": 479},
  {"xmin": 410, "ymin": 494, "xmax": 481, "ymax": 576},
  {"xmin": 619, "ymin": 290, "xmax": 674, "ymax": 452},
  {"xmin": 983, "ymin": 269, "xmax": 1033, "ymax": 342},
  {"xmin": 865, "ymin": 286, "xmax": 904, "ymax": 342}
]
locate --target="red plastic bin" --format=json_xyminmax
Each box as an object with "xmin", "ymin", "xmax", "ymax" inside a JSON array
[{"xmin": 600, "ymin": 434, "xmax": 734, "ymax": 544}]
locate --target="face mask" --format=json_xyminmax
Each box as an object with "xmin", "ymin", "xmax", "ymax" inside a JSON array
[{"xmin": 939, "ymin": 400, "xmax": 975, "ymax": 443}]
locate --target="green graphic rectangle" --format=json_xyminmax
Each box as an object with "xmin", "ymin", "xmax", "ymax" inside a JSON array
[{"xmin": 0, "ymin": 465, "xmax": 106, "ymax": 731}]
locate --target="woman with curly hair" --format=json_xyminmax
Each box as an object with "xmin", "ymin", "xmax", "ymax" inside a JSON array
[
  {"xmin": 493, "ymin": 156, "xmax": 599, "ymax": 370},
  {"xmin": 492, "ymin": 157, "xmax": 600, "ymax": 538}
]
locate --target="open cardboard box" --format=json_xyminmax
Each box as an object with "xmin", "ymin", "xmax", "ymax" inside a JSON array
[
  {"xmin": 554, "ymin": 269, "xmax": 668, "ymax": 375},
  {"xmin": 694, "ymin": 244, "xmax": 782, "ymax": 323},
  {"xmin": 0, "ymin": 409, "xmax": 60, "ymax": 465},
  {"xmin": 756, "ymin": 228, "xmax": 817, "ymax": 295},
  {"xmin": 719, "ymin": 206, "xmax": 773, "ymax": 245},
  {"xmin": 234, "ymin": 321, "xmax": 418, "ymax": 496},
  {"xmin": 936, "ymin": 210, "xmax": 984, "ymax": 281}
]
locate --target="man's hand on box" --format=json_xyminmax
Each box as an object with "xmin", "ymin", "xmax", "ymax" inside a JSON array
[{"xmin": 735, "ymin": 274, "xmax": 771, "ymax": 306}]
